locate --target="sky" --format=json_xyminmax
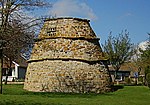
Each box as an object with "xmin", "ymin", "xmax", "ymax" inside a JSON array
[{"xmin": 35, "ymin": 0, "xmax": 150, "ymax": 45}]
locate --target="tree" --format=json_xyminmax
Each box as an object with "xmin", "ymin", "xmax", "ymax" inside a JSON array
[
  {"xmin": 0, "ymin": 40, "xmax": 6, "ymax": 94},
  {"xmin": 2, "ymin": 19, "xmax": 35, "ymax": 84},
  {"xmin": 0, "ymin": 0, "xmax": 50, "ymax": 55},
  {"xmin": 0, "ymin": 0, "xmax": 50, "ymax": 84},
  {"xmin": 138, "ymin": 34, "xmax": 150, "ymax": 86},
  {"xmin": 102, "ymin": 30, "xmax": 134, "ymax": 79},
  {"xmin": 146, "ymin": 73, "xmax": 150, "ymax": 88},
  {"xmin": 139, "ymin": 42, "xmax": 150, "ymax": 68}
]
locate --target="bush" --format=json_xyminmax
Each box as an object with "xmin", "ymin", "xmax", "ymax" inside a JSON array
[
  {"xmin": 146, "ymin": 73, "xmax": 150, "ymax": 88},
  {"xmin": 145, "ymin": 66, "xmax": 150, "ymax": 75},
  {"xmin": 125, "ymin": 77, "xmax": 131, "ymax": 85}
]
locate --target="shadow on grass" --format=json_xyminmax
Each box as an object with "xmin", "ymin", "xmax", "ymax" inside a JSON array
[
  {"xmin": 22, "ymin": 90, "xmax": 115, "ymax": 98},
  {"xmin": 2, "ymin": 84, "xmax": 124, "ymax": 98},
  {"xmin": 111, "ymin": 85, "xmax": 124, "ymax": 92}
]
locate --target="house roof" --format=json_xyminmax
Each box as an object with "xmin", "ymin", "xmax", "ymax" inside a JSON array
[
  {"xmin": 109, "ymin": 62, "xmax": 144, "ymax": 75},
  {"xmin": 3, "ymin": 55, "xmax": 28, "ymax": 68},
  {"xmin": 14, "ymin": 55, "xmax": 28, "ymax": 67}
]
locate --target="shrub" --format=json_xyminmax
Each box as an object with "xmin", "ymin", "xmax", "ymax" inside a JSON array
[
  {"xmin": 145, "ymin": 66, "xmax": 150, "ymax": 76},
  {"xmin": 125, "ymin": 77, "xmax": 131, "ymax": 85},
  {"xmin": 146, "ymin": 73, "xmax": 150, "ymax": 88}
]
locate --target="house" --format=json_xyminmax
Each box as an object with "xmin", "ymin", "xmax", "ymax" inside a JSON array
[
  {"xmin": 109, "ymin": 62, "xmax": 144, "ymax": 83},
  {"xmin": 109, "ymin": 69, "xmax": 130, "ymax": 82},
  {"xmin": 2, "ymin": 55, "xmax": 27, "ymax": 81}
]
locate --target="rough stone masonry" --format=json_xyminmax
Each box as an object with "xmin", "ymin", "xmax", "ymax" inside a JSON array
[{"xmin": 24, "ymin": 17, "xmax": 112, "ymax": 93}]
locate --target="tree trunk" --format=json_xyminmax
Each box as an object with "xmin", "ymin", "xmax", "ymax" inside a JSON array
[
  {"xmin": 4, "ymin": 69, "xmax": 8, "ymax": 85},
  {"xmin": 104, "ymin": 62, "xmax": 112, "ymax": 82},
  {"xmin": 114, "ymin": 71, "xmax": 117, "ymax": 79},
  {"xmin": 0, "ymin": 49, "xmax": 3, "ymax": 94},
  {"xmin": 5, "ymin": 61, "xmax": 12, "ymax": 85},
  {"xmin": 103, "ymin": 60, "xmax": 113, "ymax": 84}
]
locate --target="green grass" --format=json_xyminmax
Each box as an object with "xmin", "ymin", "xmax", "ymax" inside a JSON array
[{"xmin": 0, "ymin": 84, "xmax": 150, "ymax": 105}]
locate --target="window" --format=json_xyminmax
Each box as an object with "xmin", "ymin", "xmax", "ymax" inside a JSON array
[{"xmin": 47, "ymin": 27, "xmax": 56, "ymax": 36}]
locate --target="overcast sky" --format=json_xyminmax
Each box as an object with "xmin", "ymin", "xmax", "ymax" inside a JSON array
[{"xmin": 35, "ymin": 0, "xmax": 150, "ymax": 45}]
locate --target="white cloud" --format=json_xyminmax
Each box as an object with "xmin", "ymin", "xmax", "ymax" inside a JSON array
[
  {"xmin": 139, "ymin": 41, "xmax": 150, "ymax": 51},
  {"xmin": 49, "ymin": 0, "xmax": 97, "ymax": 20},
  {"xmin": 119, "ymin": 12, "xmax": 133, "ymax": 20}
]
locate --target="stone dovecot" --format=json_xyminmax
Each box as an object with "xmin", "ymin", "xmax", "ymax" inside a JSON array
[{"xmin": 24, "ymin": 17, "xmax": 111, "ymax": 93}]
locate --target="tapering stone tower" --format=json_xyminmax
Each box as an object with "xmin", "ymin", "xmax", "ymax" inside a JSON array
[{"xmin": 24, "ymin": 17, "xmax": 111, "ymax": 93}]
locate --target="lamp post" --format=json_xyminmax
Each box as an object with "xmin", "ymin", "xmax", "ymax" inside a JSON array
[{"xmin": 0, "ymin": 40, "xmax": 6, "ymax": 94}]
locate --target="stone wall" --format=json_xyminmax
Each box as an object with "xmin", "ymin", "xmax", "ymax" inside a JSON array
[
  {"xmin": 39, "ymin": 18, "xmax": 97, "ymax": 39},
  {"xmin": 24, "ymin": 17, "xmax": 111, "ymax": 93},
  {"xmin": 24, "ymin": 60, "xmax": 110, "ymax": 93},
  {"xmin": 30, "ymin": 38, "xmax": 105, "ymax": 62}
]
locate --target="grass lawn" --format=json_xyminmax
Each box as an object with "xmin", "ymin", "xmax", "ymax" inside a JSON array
[{"xmin": 0, "ymin": 84, "xmax": 150, "ymax": 105}]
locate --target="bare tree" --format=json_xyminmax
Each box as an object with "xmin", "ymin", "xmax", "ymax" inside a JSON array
[{"xmin": 0, "ymin": 0, "xmax": 51, "ymax": 84}]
